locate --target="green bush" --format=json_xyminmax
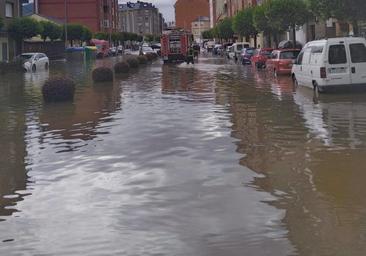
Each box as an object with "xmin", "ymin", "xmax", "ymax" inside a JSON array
[
  {"xmin": 137, "ymin": 55, "xmax": 148, "ymax": 64},
  {"xmin": 126, "ymin": 57, "xmax": 139, "ymax": 68},
  {"xmin": 92, "ymin": 67, "xmax": 113, "ymax": 82},
  {"xmin": 42, "ymin": 77, "xmax": 75, "ymax": 102},
  {"xmin": 114, "ymin": 61, "xmax": 130, "ymax": 74}
]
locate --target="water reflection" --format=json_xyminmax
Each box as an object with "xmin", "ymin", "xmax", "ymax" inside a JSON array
[
  {"xmin": 2, "ymin": 57, "xmax": 366, "ymax": 255},
  {"xmin": 0, "ymin": 73, "xmax": 29, "ymax": 220}
]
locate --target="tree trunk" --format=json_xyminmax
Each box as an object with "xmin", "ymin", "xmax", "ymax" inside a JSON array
[
  {"xmin": 292, "ymin": 26, "xmax": 296, "ymax": 49},
  {"xmin": 254, "ymin": 34, "xmax": 258, "ymax": 48},
  {"xmin": 267, "ymin": 32, "xmax": 272, "ymax": 48},
  {"xmin": 352, "ymin": 20, "xmax": 359, "ymax": 36}
]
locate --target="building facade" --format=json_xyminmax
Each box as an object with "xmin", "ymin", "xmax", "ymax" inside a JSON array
[
  {"xmin": 0, "ymin": 0, "xmax": 20, "ymax": 61},
  {"xmin": 35, "ymin": 0, "xmax": 119, "ymax": 33},
  {"xmin": 175, "ymin": 0, "xmax": 209, "ymax": 31},
  {"xmin": 119, "ymin": 1, "xmax": 163, "ymax": 36},
  {"xmin": 191, "ymin": 16, "xmax": 210, "ymax": 43}
]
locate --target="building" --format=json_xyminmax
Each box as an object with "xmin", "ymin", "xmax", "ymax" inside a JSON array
[
  {"xmin": 175, "ymin": 0, "xmax": 209, "ymax": 31},
  {"xmin": 119, "ymin": 1, "xmax": 163, "ymax": 36},
  {"xmin": 0, "ymin": 0, "xmax": 20, "ymax": 61},
  {"xmin": 191, "ymin": 16, "xmax": 210, "ymax": 43},
  {"xmin": 35, "ymin": 0, "xmax": 119, "ymax": 33}
]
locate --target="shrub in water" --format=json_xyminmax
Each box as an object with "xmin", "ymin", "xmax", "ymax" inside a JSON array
[
  {"xmin": 146, "ymin": 52, "xmax": 158, "ymax": 61},
  {"xmin": 114, "ymin": 61, "xmax": 130, "ymax": 74},
  {"xmin": 137, "ymin": 55, "xmax": 148, "ymax": 64},
  {"xmin": 42, "ymin": 77, "xmax": 75, "ymax": 102},
  {"xmin": 126, "ymin": 57, "xmax": 139, "ymax": 68},
  {"xmin": 92, "ymin": 67, "xmax": 113, "ymax": 82}
]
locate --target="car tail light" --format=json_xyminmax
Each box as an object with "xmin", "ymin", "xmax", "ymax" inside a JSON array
[{"xmin": 320, "ymin": 67, "xmax": 326, "ymax": 78}]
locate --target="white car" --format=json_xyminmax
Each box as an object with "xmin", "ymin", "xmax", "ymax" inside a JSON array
[
  {"xmin": 141, "ymin": 46, "xmax": 155, "ymax": 55},
  {"xmin": 292, "ymin": 37, "xmax": 366, "ymax": 92},
  {"xmin": 18, "ymin": 53, "xmax": 49, "ymax": 72}
]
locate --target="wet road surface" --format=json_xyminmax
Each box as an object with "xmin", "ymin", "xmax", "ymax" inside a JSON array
[{"xmin": 1, "ymin": 56, "xmax": 366, "ymax": 255}]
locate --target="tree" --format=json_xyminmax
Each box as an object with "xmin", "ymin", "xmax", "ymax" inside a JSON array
[
  {"xmin": 39, "ymin": 21, "xmax": 62, "ymax": 42},
  {"xmin": 94, "ymin": 32, "xmax": 109, "ymax": 40},
  {"xmin": 145, "ymin": 34, "xmax": 154, "ymax": 42},
  {"xmin": 267, "ymin": 0, "xmax": 310, "ymax": 48},
  {"xmin": 8, "ymin": 17, "xmax": 41, "ymax": 52},
  {"xmin": 307, "ymin": 0, "xmax": 366, "ymax": 35},
  {"xmin": 65, "ymin": 24, "xmax": 85, "ymax": 46},
  {"xmin": 202, "ymin": 29, "xmax": 214, "ymax": 39},
  {"xmin": 216, "ymin": 18, "xmax": 234, "ymax": 41},
  {"xmin": 253, "ymin": 3, "xmax": 274, "ymax": 46},
  {"xmin": 233, "ymin": 7, "xmax": 258, "ymax": 46},
  {"xmin": 81, "ymin": 26, "xmax": 92, "ymax": 43}
]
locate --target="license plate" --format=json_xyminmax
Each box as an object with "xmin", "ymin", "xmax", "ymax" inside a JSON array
[{"xmin": 329, "ymin": 67, "xmax": 347, "ymax": 73}]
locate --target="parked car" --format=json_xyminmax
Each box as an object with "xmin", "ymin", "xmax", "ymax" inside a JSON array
[
  {"xmin": 141, "ymin": 46, "xmax": 155, "ymax": 55},
  {"xmin": 266, "ymin": 49, "xmax": 300, "ymax": 76},
  {"xmin": 213, "ymin": 44, "xmax": 223, "ymax": 55},
  {"xmin": 240, "ymin": 47, "xmax": 256, "ymax": 65},
  {"xmin": 117, "ymin": 45, "xmax": 124, "ymax": 54},
  {"xmin": 109, "ymin": 47, "xmax": 117, "ymax": 56},
  {"xmin": 228, "ymin": 42, "xmax": 251, "ymax": 61},
  {"xmin": 251, "ymin": 48, "xmax": 274, "ymax": 68},
  {"xmin": 17, "ymin": 53, "xmax": 49, "ymax": 72},
  {"xmin": 227, "ymin": 46, "xmax": 233, "ymax": 59},
  {"xmin": 292, "ymin": 37, "xmax": 366, "ymax": 93}
]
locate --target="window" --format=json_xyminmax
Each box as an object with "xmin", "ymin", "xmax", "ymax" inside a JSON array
[
  {"xmin": 5, "ymin": 2, "xmax": 14, "ymax": 18},
  {"xmin": 329, "ymin": 45, "xmax": 347, "ymax": 64},
  {"xmin": 311, "ymin": 45, "xmax": 324, "ymax": 54},
  {"xmin": 297, "ymin": 51, "xmax": 304, "ymax": 65},
  {"xmin": 350, "ymin": 43, "xmax": 366, "ymax": 63},
  {"xmin": 280, "ymin": 51, "xmax": 300, "ymax": 59}
]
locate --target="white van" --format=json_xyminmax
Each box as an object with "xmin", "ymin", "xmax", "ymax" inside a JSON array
[
  {"xmin": 292, "ymin": 37, "xmax": 366, "ymax": 92},
  {"xmin": 228, "ymin": 42, "xmax": 250, "ymax": 60}
]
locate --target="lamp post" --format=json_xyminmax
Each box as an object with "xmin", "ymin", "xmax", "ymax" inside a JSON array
[{"xmin": 64, "ymin": 0, "xmax": 68, "ymax": 48}]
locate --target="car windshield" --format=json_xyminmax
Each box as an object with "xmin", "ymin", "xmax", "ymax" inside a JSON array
[
  {"xmin": 143, "ymin": 47, "xmax": 153, "ymax": 51},
  {"xmin": 280, "ymin": 51, "xmax": 300, "ymax": 59},
  {"xmin": 261, "ymin": 50, "xmax": 272, "ymax": 56},
  {"xmin": 246, "ymin": 49, "xmax": 255, "ymax": 55},
  {"xmin": 19, "ymin": 54, "xmax": 34, "ymax": 60}
]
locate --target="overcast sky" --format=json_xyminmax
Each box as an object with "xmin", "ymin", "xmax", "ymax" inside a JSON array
[{"xmin": 119, "ymin": 0, "xmax": 176, "ymax": 22}]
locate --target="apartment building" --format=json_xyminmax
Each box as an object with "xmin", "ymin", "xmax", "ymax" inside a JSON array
[
  {"xmin": 119, "ymin": 1, "xmax": 163, "ymax": 36},
  {"xmin": 35, "ymin": 0, "xmax": 119, "ymax": 33},
  {"xmin": 0, "ymin": 0, "xmax": 20, "ymax": 61},
  {"xmin": 175, "ymin": 0, "xmax": 209, "ymax": 31}
]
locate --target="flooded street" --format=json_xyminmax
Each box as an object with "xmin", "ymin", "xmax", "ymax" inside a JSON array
[{"xmin": 1, "ymin": 56, "xmax": 366, "ymax": 255}]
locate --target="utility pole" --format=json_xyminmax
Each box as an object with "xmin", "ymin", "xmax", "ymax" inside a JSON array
[{"xmin": 64, "ymin": 0, "xmax": 68, "ymax": 48}]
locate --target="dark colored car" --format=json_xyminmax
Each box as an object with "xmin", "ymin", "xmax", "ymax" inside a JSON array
[
  {"xmin": 240, "ymin": 48, "xmax": 256, "ymax": 65},
  {"xmin": 251, "ymin": 48, "xmax": 274, "ymax": 68}
]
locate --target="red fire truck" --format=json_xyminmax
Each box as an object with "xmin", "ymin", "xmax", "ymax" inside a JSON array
[{"xmin": 161, "ymin": 29, "xmax": 193, "ymax": 64}]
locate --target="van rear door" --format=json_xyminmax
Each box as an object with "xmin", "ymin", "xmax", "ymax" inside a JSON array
[
  {"xmin": 349, "ymin": 40, "xmax": 366, "ymax": 85},
  {"xmin": 326, "ymin": 43, "xmax": 351, "ymax": 86}
]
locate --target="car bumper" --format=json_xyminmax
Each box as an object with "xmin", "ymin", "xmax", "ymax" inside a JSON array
[{"xmin": 317, "ymin": 83, "xmax": 366, "ymax": 93}]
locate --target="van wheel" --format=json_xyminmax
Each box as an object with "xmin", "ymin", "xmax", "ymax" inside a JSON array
[{"xmin": 32, "ymin": 65, "xmax": 36, "ymax": 72}]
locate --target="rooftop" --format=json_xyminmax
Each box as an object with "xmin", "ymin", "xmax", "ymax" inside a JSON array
[{"xmin": 119, "ymin": 1, "xmax": 157, "ymax": 11}]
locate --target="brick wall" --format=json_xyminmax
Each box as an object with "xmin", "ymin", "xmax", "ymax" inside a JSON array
[{"xmin": 175, "ymin": 0, "xmax": 209, "ymax": 31}]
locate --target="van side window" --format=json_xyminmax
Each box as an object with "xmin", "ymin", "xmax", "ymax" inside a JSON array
[
  {"xmin": 350, "ymin": 43, "xmax": 366, "ymax": 63},
  {"xmin": 329, "ymin": 45, "xmax": 347, "ymax": 64},
  {"xmin": 297, "ymin": 51, "xmax": 304, "ymax": 64},
  {"xmin": 311, "ymin": 46, "xmax": 324, "ymax": 54}
]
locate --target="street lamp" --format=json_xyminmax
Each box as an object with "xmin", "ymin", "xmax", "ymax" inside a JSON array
[{"xmin": 64, "ymin": 0, "xmax": 68, "ymax": 48}]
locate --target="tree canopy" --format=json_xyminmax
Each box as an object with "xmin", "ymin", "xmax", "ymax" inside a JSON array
[
  {"xmin": 216, "ymin": 18, "xmax": 234, "ymax": 40},
  {"xmin": 233, "ymin": 7, "xmax": 258, "ymax": 40},
  {"xmin": 8, "ymin": 17, "xmax": 42, "ymax": 42},
  {"xmin": 39, "ymin": 21, "xmax": 63, "ymax": 42}
]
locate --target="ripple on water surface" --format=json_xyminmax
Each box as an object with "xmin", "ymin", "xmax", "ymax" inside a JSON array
[{"xmin": 2, "ymin": 57, "xmax": 366, "ymax": 255}]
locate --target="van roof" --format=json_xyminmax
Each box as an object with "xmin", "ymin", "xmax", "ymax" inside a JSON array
[{"xmin": 306, "ymin": 37, "xmax": 366, "ymax": 46}]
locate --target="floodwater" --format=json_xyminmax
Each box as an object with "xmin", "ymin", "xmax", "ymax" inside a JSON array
[{"xmin": 1, "ymin": 55, "xmax": 366, "ymax": 255}]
